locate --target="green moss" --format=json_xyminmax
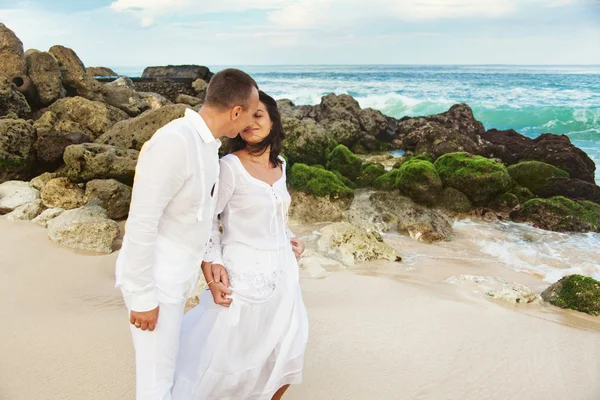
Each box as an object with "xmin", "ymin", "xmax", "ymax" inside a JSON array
[
  {"xmin": 439, "ymin": 187, "xmax": 473, "ymax": 213},
  {"xmin": 513, "ymin": 196, "xmax": 600, "ymax": 232},
  {"xmin": 507, "ymin": 161, "xmax": 569, "ymax": 193},
  {"xmin": 282, "ymin": 117, "xmax": 338, "ymax": 166},
  {"xmin": 542, "ymin": 274, "xmax": 600, "ymax": 316},
  {"xmin": 373, "ymin": 169, "xmax": 401, "ymax": 191},
  {"xmin": 357, "ymin": 163, "xmax": 387, "ymax": 187},
  {"xmin": 352, "ymin": 143, "xmax": 368, "ymax": 155},
  {"xmin": 0, "ymin": 157, "xmax": 26, "ymax": 170},
  {"xmin": 493, "ymin": 192, "xmax": 520, "ymax": 210},
  {"xmin": 312, "ymin": 164, "xmax": 325, "ymax": 169},
  {"xmin": 508, "ymin": 186, "xmax": 534, "ymax": 203},
  {"xmin": 326, "ymin": 144, "xmax": 363, "ymax": 181},
  {"xmin": 376, "ymin": 142, "xmax": 393, "ymax": 152},
  {"xmin": 412, "ymin": 153, "xmax": 434, "ymax": 163},
  {"xmin": 396, "ymin": 159, "xmax": 442, "ymax": 205},
  {"xmin": 289, "ymin": 163, "xmax": 354, "ymax": 198},
  {"xmin": 332, "ymin": 170, "xmax": 358, "ymax": 189},
  {"xmin": 434, "ymin": 152, "xmax": 513, "ymax": 205}
]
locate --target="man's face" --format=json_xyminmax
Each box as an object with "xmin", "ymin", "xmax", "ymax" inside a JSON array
[{"xmin": 227, "ymin": 87, "xmax": 259, "ymax": 138}]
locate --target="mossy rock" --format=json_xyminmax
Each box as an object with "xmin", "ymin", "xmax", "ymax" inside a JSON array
[
  {"xmin": 434, "ymin": 152, "xmax": 513, "ymax": 205},
  {"xmin": 373, "ymin": 169, "xmax": 401, "ymax": 191},
  {"xmin": 357, "ymin": 163, "xmax": 386, "ymax": 187},
  {"xmin": 507, "ymin": 161, "xmax": 569, "ymax": 193},
  {"xmin": 493, "ymin": 192, "xmax": 520, "ymax": 210},
  {"xmin": 332, "ymin": 170, "xmax": 357, "ymax": 189},
  {"xmin": 289, "ymin": 163, "xmax": 354, "ymax": 198},
  {"xmin": 439, "ymin": 187, "xmax": 472, "ymax": 213},
  {"xmin": 351, "ymin": 143, "xmax": 368, "ymax": 155},
  {"xmin": 376, "ymin": 142, "xmax": 393, "ymax": 152},
  {"xmin": 396, "ymin": 159, "xmax": 442, "ymax": 206},
  {"xmin": 282, "ymin": 117, "xmax": 338, "ymax": 166},
  {"xmin": 326, "ymin": 144, "xmax": 363, "ymax": 181},
  {"xmin": 508, "ymin": 186, "xmax": 534, "ymax": 204},
  {"xmin": 541, "ymin": 274, "xmax": 600, "ymax": 316},
  {"xmin": 510, "ymin": 196, "xmax": 600, "ymax": 232}
]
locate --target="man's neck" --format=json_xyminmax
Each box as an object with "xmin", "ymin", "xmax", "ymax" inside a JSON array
[{"xmin": 198, "ymin": 106, "xmax": 227, "ymax": 139}]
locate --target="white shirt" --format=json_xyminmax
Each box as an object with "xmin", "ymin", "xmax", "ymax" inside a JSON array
[
  {"xmin": 115, "ymin": 109, "xmax": 221, "ymax": 311},
  {"xmin": 204, "ymin": 154, "xmax": 294, "ymax": 266}
]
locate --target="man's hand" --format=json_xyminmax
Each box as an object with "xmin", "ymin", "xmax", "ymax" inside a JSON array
[
  {"xmin": 290, "ymin": 238, "xmax": 305, "ymax": 259},
  {"xmin": 202, "ymin": 261, "xmax": 232, "ymax": 307},
  {"xmin": 130, "ymin": 306, "xmax": 159, "ymax": 332}
]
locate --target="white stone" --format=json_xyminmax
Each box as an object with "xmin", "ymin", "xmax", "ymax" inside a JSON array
[
  {"xmin": 32, "ymin": 207, "xmax": 65, "ymax": 227},
  {"xmin": 0, "ymin": 181, "xmax": 40, "ymax": 214},
  {"xmin": 6, "ymin": 200, "xmax": 45, "ymax": 221},
  {"xmin": 446, "ymin": 275, "xmax": 541, "ymax": 304}
]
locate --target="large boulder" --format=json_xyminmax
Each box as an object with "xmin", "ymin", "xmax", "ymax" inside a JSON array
[
  {"xmin": 25, "ymin": 50, "xmax": 66, "ymax": 106},
  {"xmin": 356, "ymin": 163, "xmax": 387, "ymax": 187},
  {"xmin": 0, "ymin": 23, "xmax": 31, "ymax": 95},
  {"xmin": 288, "ymin": 163, "xmax": 354, "ymax": 199},
  {"xmin": 5, "ymin": 199, "xmax": 44, "ymax": 221},
  {"xmin": 316, "ymin": 222, "xmax": 402, "ymax": 266},
  {"xmin": 32, "ymin": 207, "xmax": 64, "ymax": 227},
  {"xmin": 510, "ymin": 196, "xmax": 600, "ymax": 233},
  {"xmin": 33, "ymin": 132, "xmax": 92, "ymax": 169},
  {"xmin": 48, "ymin": 45, "xmax": 102, "ymax": 100},
  {"xmin": 398, "ymin": 104, "xmax": 489, "ymax": 159},
  {"xmin": 326, "ymin": 144, "xmax": 363, "ymax": 181},
  {"xmin": 95, "ymin": 104, "xmax": 187, "ymax": 150},
  {"xmin": 30, "ymin": 171, "xmax": 59, "ymax": 190},
  {"xmin": 507, "ymin": 161, "xmax": 569, "ymax": 193},
  {"xmin": 396, "ymin": 159, "xmax": 443, "ymax": 206},
  {"xmin": 0, "ymin": 118, "xmax": 37, "ymax": 183},
  {"xmin": 434, "ymin": 152, "xmax": 513, "ymax": 205},
  {"xmin": 142, "ymin": 65, "xmax": 213, "ymax": 81},
  {"xmin": 535, "ymin": 178, "xmax": 600, "ymax": 203},
  {"xmin": 63, "ymin": 143, "xmax": 139, "ymax": 185},
  {"xmin": 480, "ymin": 128, "xmax": 534, "ymax": 165},
  {"xmin": 0, "ymin": 78, "xmax": 31, "ymax": 118},
  {"xmin": 282, "ymin": 117, "xmax": 337, "ymax": 166},
  {"xmin": 176, "ymin": 94, "xmax": 202, "ymax": 107},
  {"xmin": 138, "ymin": 92, "xmax": 171, "ymax": 110},
  {"xmin": 100, "ymin": 84, "xmax": 151, "ymax": 117},
  {"xmin": 541, "ymin": 274, "xmax": 600, "ymax": 316},
  {"xmin": 192, "ymin": 78, "xmax": 208, "ymax": 100},
  {"xmin": 373, "ymin": 168, "xmax": 401, "ymax": 191},
  {"xmin": 47, "ymin": 204, "xmax": 119, "ymax": 253},
  {"xmin": 438, "ymin": 187, "xmax": 473, "ymax": 213},
  {"xmin": 40, "ymin": 177, "xmax": 85, "ymax": 209},
  {"xmin": 0, "ymin": 180, "xmax": 39, "ymax": 214},
  {"xmin": 522, "ymin": 134, "xmax": 596, "ymax": 183},
  {"xmin": 85, "ymin": 179, "xmax": 132, "ymax": 219},
  {"xmin": 34, "ymin": 96, "xmax": 128, "ymax": 139},
  {"xmin": 86, "ymin": 66, "xmax": 117, "ymax": 77},
  {"xmin": 289, "ymin": 191, "xmax": 353, "ymax": 223}
]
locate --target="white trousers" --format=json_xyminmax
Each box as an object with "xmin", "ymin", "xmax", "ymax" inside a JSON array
[{"xmin": 124, "ymin": 292, "xmax": 186, "ymax": 400}]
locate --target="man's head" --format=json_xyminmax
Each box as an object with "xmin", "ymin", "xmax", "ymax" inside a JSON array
[{"xmin": 203, "ymin": 68, "xmax": 259, "ymax": 138}]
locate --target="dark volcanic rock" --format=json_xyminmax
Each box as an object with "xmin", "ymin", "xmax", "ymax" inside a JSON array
[
  {"xmin": 535, "ymin": 177, "xmax": 600, "ymax": 203},
  {"xmin": 87, "ymin": 66, "xmax": 117, "ymax": 77},
  {"xmin": 0, "ymin": 118, "xmax": 37, "ymax": 183},
  {"xmin": 34, "ymin": 132, "xmax": 92, "ymax": 169},
  {"xmin": 481, "ymin": 128, "xmax": 534, "ymax": 165},
  {"xmin": 142, "ymin": 65, "xmax": 213, "ymax": 81},
  {"xmin": 0, "ymin": 23, "xmax": 32, "ymax": 96}
]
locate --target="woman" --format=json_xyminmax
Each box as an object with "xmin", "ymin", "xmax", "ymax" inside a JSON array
[{"xmin": 172, "ymin": 91, "xmax": 309, "ymax": 400}]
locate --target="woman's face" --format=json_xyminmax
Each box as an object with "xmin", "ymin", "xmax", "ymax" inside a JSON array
[{"xmin": 240, "ymin": 101, "xmax": 272, "ymax": 144}]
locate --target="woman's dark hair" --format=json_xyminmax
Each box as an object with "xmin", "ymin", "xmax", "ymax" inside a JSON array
[{"xmin": 229, "ymin": 90, "xmax": 285, "ymax": 168}]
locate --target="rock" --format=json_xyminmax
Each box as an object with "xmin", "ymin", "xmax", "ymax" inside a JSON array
[
  {"xmin": 6, "ymin": 199, "xmax": 44, "ymax": 220},
  {"xmin": 326, "ymin": 144, "xmax": 363, "ymax": 181},
  {"xmin": 434, "ymin": 152, "xmax": 513, "ymax": 205},
  {"xmin": 48, "ymin": 45, "xmax": 103, "ymax": 100},
  {"xmin": 396, "ymin": 159, "xmax": 443, "ymax": 206},
  {"xmin": 0, "ymin": 181, "xmax": 40, "ymax": 214},
  {"xmin": 446, "ymin": 275, "xmax": 540, "ymax": 304},
  {"xmin": 317, "ymin": 222, "xmax": 401, "ymax": 266},
  {"xmin": 360, "ymin": 153, "xmax": 397, "ymax": 170},
  {"xmin": 356, "ymin": 163, "xmax": 386, "ymax": 187},
  {"xmin": 289, "ymin": 191, "xmax": 353, "ymax": 223},
  {"xmin": 0, "ymin": 118, "xmax": 37, "ymax": 183},
  {"xmin": 507, "ymin": 185, "xmax": 534, "ymax": 204},
  {"xmin": 35, "ymin": 96, "xmax": 128, "ymax": 139},
  {"xmin": 493, "ymin": 192, "xmax": 520, "ymax": 210},
  {"xmin": 95, "ymin": 104, "xmax": 187, "ymax": 150},
  {"xmin": 137, "ymin": 92, "xmax": 171, "ymax": 110},
  {"xmin": 510, "ymin": 196, "xmax": 600, "ymax": 233},
  {"xmin": 25, "ymin": 50, "xmax": 66, "ymax": 106},
  {"xmin": 324, "ymin": 120, "xmax": 362, "ymax": 148},
  {"xmin": 105, "ymin": 76, "xmax": 134, "ymax": 89},
  {"xmin": 30, "ymin": 172, "xmax": 59, "ymax": 190},
  {"xmin": 439, "ymin": 187, "xmax": 472, "ymax": 213},
  {"xmin": 522, "ymin": 133, "xmax": 596, "ymax": 183},
  {"xmin": 85, "ymin": 179, "xmax": 132, "ymax": 219},
  {"xmin": 480, "ymin": 128, "xmax": 534, "ymax": 165},
  {"xmin": 98, "ymin": 84, "xmax": 147, "ymax": 116},
  {"xmin": 176, "ymin": 94, "xmax": 203, "ymax": 106},
  {"xmin": 276, "ymin": 99, "xmax": 297, "ymax": 118},
  {"xmin": 0, "ymin": 23, "xmax": 31, "ymax": 95},
  {"xmin": 0, "ymin": 78, "xmax": 31, "ymax": 118},
  {"xmin": 86, "ymin": 66, "xmax": 117, "ymax": 77},
  {"xmin": 289, "ymin": 163, "xmax": 354, "ymax": 198},
  {"xmin": 191, "ymin": 79, "xmax": 208, "ymax": 99},
  {"xmin": 398, "ymin": 104, "xmax": 489, "ymax": 159},
  {"xmin": 282, "ymin": 117, "xmax": 337, "ymax": 166},
  {"xmin": 373, "ymin": 168, "xmax": 401, "ymax": 191},
  {"xmin": 298, "ymin": 249, "xmax": 335, "ymax": 278},
  {"xmin": 507, "ymin": 161, "xmax": 569, "ymax": 192},
  {"xmin": 142, "ymin": 65, "xmax": 213, "ymax": 81},
  {"xmin": 63, "ymin": 143, "xmax": 139, "ymax": 185},
  {"xmin": 371, "ymin": 191, "xmax": 453, "ymax": 243},
  {"xmin": 342, "ymin": 189, "xmax": 392, "ymax": 233},
  {"xmin": 535, "ymin": 178, "xmax": 600, "ymax": 203},
  {"xmin": 32, "ymin": 207, "xmax": 64, "ymax": 227},
  {"xmin": 541, "ymin": 274, "xmax": 600, "ymax": 316},
  {"xmin": 33, "ymin": 131, "xmax": 92, "ymax": 169},
  {"xmin": 40, "ymin": 177, "xmax": 85, "ymax": 209},
  {"xmin": 47, "ymin": 204, "xmax": 119, "ymax": 253}
]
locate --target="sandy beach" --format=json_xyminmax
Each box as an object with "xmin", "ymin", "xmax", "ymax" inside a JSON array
[{"xmin": 2, "ymin": 218, "xmax": 600, "ymax": 400}]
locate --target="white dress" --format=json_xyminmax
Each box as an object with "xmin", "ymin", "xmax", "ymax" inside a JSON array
[{"xmin": 172, "ymin": 154, "xmax": 309, "ymax": 400}]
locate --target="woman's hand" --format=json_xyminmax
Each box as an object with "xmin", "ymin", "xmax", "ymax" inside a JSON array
[
  {"xmin": 290, "ymin": 238, "xmax": 305, "ymax": 259},
  {"xmin": 201, "ymin": 261, "xmax": 232, "ymax": 307}
]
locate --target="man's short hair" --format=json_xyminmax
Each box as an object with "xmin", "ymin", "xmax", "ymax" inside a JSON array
[{"xmin": 205, "ymin": 68, "xmax": 258, "ymax": 111}]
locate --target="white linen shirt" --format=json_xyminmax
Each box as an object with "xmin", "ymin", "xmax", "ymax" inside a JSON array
[{"xmin": 115, "ymin": 109, "xmax": 221, "ymax": 312}]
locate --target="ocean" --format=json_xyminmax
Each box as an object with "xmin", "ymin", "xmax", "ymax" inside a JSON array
[{"xmin": 113, "ymin": 65, "xmax": 600, "ymax": 283}]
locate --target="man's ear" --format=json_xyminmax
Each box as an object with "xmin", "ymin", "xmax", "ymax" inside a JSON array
[{"xmin": 231, "ymin": 106, "xmax": 243, "ymax": 121}]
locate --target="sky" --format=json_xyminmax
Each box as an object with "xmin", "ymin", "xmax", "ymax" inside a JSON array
[{"xmin": 0, "ymin": 0, "xmax": 599, "ymax": 67}]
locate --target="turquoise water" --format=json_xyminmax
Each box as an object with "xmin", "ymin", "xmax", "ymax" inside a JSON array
[{"xmin": 114, "ymin": 65, "xmax": 600, "ymax": 182}]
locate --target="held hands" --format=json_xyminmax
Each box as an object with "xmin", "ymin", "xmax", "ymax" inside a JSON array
[
  {"xmin": 130, "ymin": 306, "xmax": 159, "ymax": 332},
  {"xmin": 202, "ymin": 261, "xmax": 233, "ymax": 307},
  {"xmin": 290, "ymin": 237, "xmax": 305, "ymax": 259}
]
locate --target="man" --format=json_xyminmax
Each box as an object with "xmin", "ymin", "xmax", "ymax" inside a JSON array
[{"xmin": 115, "ymin": 69, "xmax": 259, "ymax": 400}]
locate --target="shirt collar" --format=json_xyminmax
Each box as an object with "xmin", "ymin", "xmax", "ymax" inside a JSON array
[{"xmin": 185, "ymin": 108, "xmax": 217, "ymax": 144}]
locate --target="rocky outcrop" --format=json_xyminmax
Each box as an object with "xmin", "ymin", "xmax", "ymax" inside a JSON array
[
  {"xmin": 535, "ymin": 178, "xmax": 600, "ymax": 203},
  {"xmin": 40, "ymin": 177, "xmax": 85, "ymax": 209},
  {"xmin": 282, "ymin": 117, "xmax": 337, "ymax": 166},
  {"xmin": 176, "ymin": 94, "xmax": 202, "ymax": 107},
  {"xmin": 5, "ymin": 199, "xmax": 44, "ymax": 221},
  {"xmin": 48, "ymin": 45, "xmax": 102, "ymax": 100},
  {"xmin": 288, "ymin": 163, "xmax": 354, "ymax": 199},
  {"xmin": 507, "ymin": 161, "xmax": 569, "ymax": 192},
  {"xmin": 138, "ymin": 92, "xmax": 171, "ymax": 110},
  {"xmin": 84, "ymin": 179, "xmax": 132, "ymax": 219},
  {"xmin": 0, "ymin": 23, "xmax": 31, "ymax": 95},
  {"xmin": 47, "ymin": 204, "xmax": 119, "ymax": 253},
  {"xmin": 541, "ymin": 274, "xmax": 600, "ymax": 316},
  {"xmin": 396, "ymin": 159, "xmax": 443, "ymax": 206},
  {"xmin": 446, "ymin": 275, "xmax": 540, "ymax": 304},
  {"xmin": 86, "ymin": 66, "xmax": 117, "ymax": 77},
  {"xmin": 95, "ymin": 104, "xmax": 187, "ymax": 150},
  {"xmin": 142, "ymin": 65, "xmax": 213, "ymax": 81},
  {"xmin": 100, "ymin": 84, "xmax": 151, "ymax": 116},
  {"xmin": 357, "ymin": 163, "xmax": 386, "ymax": 187},
  {"xmin": 326, "ymin": 144, "xmax": 363, "ymax": 181},
  {"xmin": 192, "ymin": 78, "xmax": 208, "ymax": 99},
  {"xmin": 0, "ymin": 78, "xmax": 31, "ymax": 118},
  {"xmin": 32, "ymin": 207, "xmax": 64, "ymax": 227},
  {"xmin": 480, "ymin": 128, "xmax": 534, "ymax": 165},
  {"xmin": 0, "ymin": 118, "xmax": 37, "ymax": 183},
  {"xmin": 34, "ymin": 132, "xmax": 92, "ymax": 170},
  {"xmin": 439, "ymin": 187, "xmax": 472, "ymax": 213},
  {"xmin": 25, "ymin": 50, "xmax": 66, "ymax": 106},
  {"xmin": 34, "ymin": 96, "xmax": 128, "ymax": 139},
  {"xmin": 63, "ymin": 143, "xmax": 139, "ymax": 184},
  {"xmin": 289, "ymin": 191, "xmax": 353, "ymax": 223},
  {"xmin": 0, "ymin": 180, "xmax": 39, "ymax": 214}
]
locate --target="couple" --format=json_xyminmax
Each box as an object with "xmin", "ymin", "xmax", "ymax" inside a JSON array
[{"xmin": 115, "ymin": 69, "xmax": 309, "ymax": 400}]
